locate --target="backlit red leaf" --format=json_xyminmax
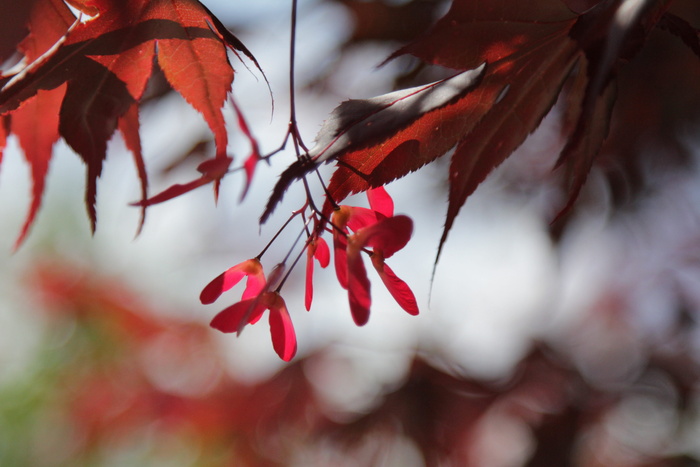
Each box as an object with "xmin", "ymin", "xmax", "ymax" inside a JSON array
[
  {"xmin": 153, "ymin": 0, "xmax": 233, "ymax": 160},
  {"xmin": 262, "ymin": 65, "xmax": 491, "ymax": 222},
  {"xmin": 0, "ymin": 0, "xmax": 255, "ymax": 234},
  {"xmin": 389, "ymin": 0, "xmax": 583, "ymax": 258},
  {"xmin": 118, "ymin": 103, "xmax": 148, "ymax": 233},
  {"xmin": 232, "ymin": 98, "xmax": 261, "ymax": 200},
  {"xmin": 11, "ymin": 86, "xmax": 66, "ymax": 249},
  {"xmin": 9, "ymin": 0, "xmax": 75, "ymax": 246},
  {"xmin": 134, "ymin": 156, "xmax": 232, "ymax": 207}
]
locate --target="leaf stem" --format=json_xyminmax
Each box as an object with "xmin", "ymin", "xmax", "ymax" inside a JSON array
[
  {"xmin": 288, "ymin": 0, "xmax": 304, "ymax": 156},
  {"xmin": 276, "ymin": 216, "xmax": 314, "ymax": 292},
  {"xmin": 256, "ymin": 209, "xmax": 302, "ymax": 260}
]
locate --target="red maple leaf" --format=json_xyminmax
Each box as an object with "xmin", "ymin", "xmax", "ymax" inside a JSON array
[
  {"xmin": 264, "ymin": 0, "xmax": 696, "ymax": 262},
  {"xmin": 0, "ymin": 0, "xmax": 258, "ymax": 238},
  {"xmin": 7, "ymin": 0, "xmax": 76, "ymax": 247}
]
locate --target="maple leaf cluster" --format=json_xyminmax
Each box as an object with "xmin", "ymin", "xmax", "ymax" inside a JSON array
[
  {"xmin": 270, "ymin": 0, "xmax": 700, "ymax": 256},
  {"xmin": 0, "ymin": 0, "xmax": 258, "ymax": 245}
]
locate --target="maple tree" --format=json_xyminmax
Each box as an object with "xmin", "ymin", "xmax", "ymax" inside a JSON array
[{"xmin": 1, "ymin": 0, "xmax": 699, "ymax": 363}]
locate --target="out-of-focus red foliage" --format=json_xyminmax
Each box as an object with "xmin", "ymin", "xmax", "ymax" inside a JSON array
[
  {"xmin": 333, "ymin": 0, "xmax": 445, "ymax": 45},
  {"xmin": 19, "ymin": 257, "xmax": 700, "ymax": 466},
  {"xmin": 598, "ymin": 1, "xmax": 700, "ymax": 205},
  {"xmin": 26, "ymin": 259, "xmax": 325, "ymax": 465}
]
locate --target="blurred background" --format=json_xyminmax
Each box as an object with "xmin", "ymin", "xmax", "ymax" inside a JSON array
[{"xmin": 1, "ymin": 0, "xmax": 700, "ymax": 465}]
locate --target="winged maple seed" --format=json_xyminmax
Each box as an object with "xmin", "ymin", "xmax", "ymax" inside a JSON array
[
  {"xmin": 305, "ymin": 236, "xmax": 330, "ymax": 311},
  {"xmin": 210, "ymin": 292, "xmax": 297, "ymax": 362},
  {"xmin": 330, "ymin": 187, "xmax": 418, "ymax": 325},
  {"xmin": 201, "ymin": 187, "xmax": 417, "ymax": 359},
  {"xmin": 200, "ymin": 258, "xmax": 296, "ymax": 361},
  {"xmin": 199, "ymin": 258, "xmax": 266, "ymax": 305}
]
